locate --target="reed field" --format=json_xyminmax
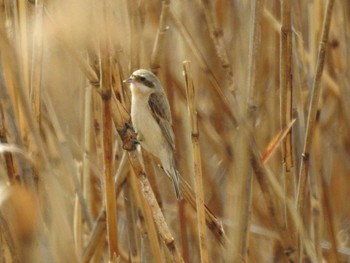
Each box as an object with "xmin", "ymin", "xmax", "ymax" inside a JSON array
[{"xmin": 0, "ymin": 0, "xmax": 349, "ymax": 262}]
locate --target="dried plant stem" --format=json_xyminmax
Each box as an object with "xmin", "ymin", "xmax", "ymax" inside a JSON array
[
  {"xmin": 30, "ymin": 1, "xmax": 43, "ymax": 125},
  {"xmin": 179, "ymin": 178, "xmax": 227, "ymax": 246},
  {"xmin": 127, "ymin": 155, "xmax": 163, "ymax": 263},
  {"xmin": 44, "ymin": 9, "xmax": 99, "ymax": 85},
  {"xmin": 170, "ymin": 11, "xmax": 236, "ymax": 123},
  {"xmin": 42, "ymin": 90, "xmax": 93, "ymax": 228},
  {"xmin": 0, "ymin": 106, "xmax": 17, "ymax": 184},
  {"xmin": 150, "ymin": 0, "xmax": 170, "ymax": 75},
  {"xmin": 178, "ymin": 200, "xmax": 189, "ymax": 263},
  {"xmin": 83, "ymin": 83, "xmax": 93, "ymax": 215},
  {"xmin": 296, "ymin": 0, "xmax": 335, "ymax": 213},
  {"xmin": 263, "ymin": 8, "xmax": 340, "ymax": 98},
  {"xmin": 0, "ymin": 211, "xmax": 20, "ymax": 263},
  {"xmin": 280, "ymin": 0, "xmax": 296, "ymax": 245},
  {"xmin": 100, "ymin": 48, "xmax": 119, "ymax": 259},
  {"xmin": 123, "ymin": 181, "xmax": 139, "ymax": 262},
  {"xmin": 200, "ymin": 0, "xmax": 234, "ymax": 89},
  {"xmin": 82, "ymin": 210, "xmax": 106, "ymax": 263},
  {"xmin": 183, "ymin": 61, "xmax": 209, "ymax": 263},
  {"xmin": 127, "ymin": 0, "xmax": 142, "ymax": 71}
]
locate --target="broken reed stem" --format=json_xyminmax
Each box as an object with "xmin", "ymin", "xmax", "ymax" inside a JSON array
[
  {"xmin": 150, "ymin": 0, "xmax": 170, "ymax": 75},
  {"xmin": 280, "ymin": 0, "xmax": 296, "ymax": 243},
  {"xmin": 183, "ymin": 61, "xmax": 209, "ymax": 263},
  {"xmin": 296, "ymin": 0, "xmax": 335, "ymax": 213}
]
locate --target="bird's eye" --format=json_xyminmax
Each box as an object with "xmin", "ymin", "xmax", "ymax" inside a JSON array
[{"xmin": 139, "ymin": 76, "xmax": 146, "ymax": 81}]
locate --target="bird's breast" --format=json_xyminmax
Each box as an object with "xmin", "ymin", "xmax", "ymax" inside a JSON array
[{"xmin": 131, "ymin": 92, "xmax": 166, "ymax": 156}]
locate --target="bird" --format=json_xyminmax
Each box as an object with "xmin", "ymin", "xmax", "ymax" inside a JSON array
[{"xmin": 124, "ymin": 69, "xmax": 182, "ymax": 200}]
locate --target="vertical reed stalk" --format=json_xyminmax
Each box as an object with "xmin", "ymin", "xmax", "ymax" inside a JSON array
[
  {"xmin": 30, "ymin": 1, "xmax": 43, "ymax": 126},
  {"xmin": 150, "ymin": 0, "xmax": 170, "ymax": 75},
  {"xmin": 280, "ymin": 0, "xmax": 296, "ymax": 243},
  {"xmin": 296, "ymin": 0, "xmax": 335, "ymax": 213},
  {"xmin": 100, "ymin": 3, "xmax": 118, "ymax": 258},
  {"xmin": 183, "ymin": 61, "xmax": 208, "ymax": 263}
]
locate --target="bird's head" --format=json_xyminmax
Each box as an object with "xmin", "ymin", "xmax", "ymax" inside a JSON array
[{"xmin": 124, "ymin": 69, "xmax": 163, "ymax": 95}]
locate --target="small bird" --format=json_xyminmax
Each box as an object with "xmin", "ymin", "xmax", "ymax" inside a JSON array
[{"xmin": 124, "ymin": 69, "xmax": 182, "ymax": 200}]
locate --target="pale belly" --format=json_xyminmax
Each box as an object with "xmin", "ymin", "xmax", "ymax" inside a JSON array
[{"xmin": 131, "ymin": 94, "xmax": 167, "ymax": 158}]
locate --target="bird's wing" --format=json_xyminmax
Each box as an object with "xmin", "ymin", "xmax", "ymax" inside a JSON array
[{"xmin": 148, "ymin": 92, "xmax": 175, "ymax": 151}]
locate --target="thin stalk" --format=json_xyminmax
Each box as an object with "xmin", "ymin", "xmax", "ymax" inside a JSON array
[
  {"xmin": 200, "ymin": 0, "xmax": 234, "ymax": 89},
  {"xmin": 170, "ymin": 10, "xmax": 237, "ymax": 124},
  {"xmin": 296, "ymin": 0, "xmax": 335, "ymax": 213},
  {"xmin": 30, "ymin": 1, "xmax": 43, "ymax": 126},
  {"xmin": 150, "ymin": 0, "xmax": 170, "ymax": 75},
  {"xmin": 0, "ymin": 105, "xmax": 17, "ymax": 184},
  {"xmin": 127, "ymin": 0, "xmax": 142, "ymax": 71},
  {"xmin": 123, "ymin": 180, "xmax": 139, "ymax": 262},
  {"xmin": 42, "ymin": 90, "xmax": 93, "ymax": 228},
  {"xmin": 183, "ymin": 61, "xmax": 208, "ymax": 263},
  {"xmin": 280, "ymin": 0, "xmax": 296, "ymax": 244}
]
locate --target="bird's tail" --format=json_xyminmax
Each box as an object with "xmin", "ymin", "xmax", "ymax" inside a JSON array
[{"xmin": 165, "ymin": 165, "xmax": 182, "ymax": 200}]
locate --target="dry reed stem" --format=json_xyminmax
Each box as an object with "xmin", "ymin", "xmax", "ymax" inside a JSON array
[
  {"xmin": 43, "ymin": 9, "xmax": 100, "ymax": 85},
  {"xmin": 169, "ymin": 10, "xmax": 237, "ymax": 124},
  {"xmin": 310, "ymin": 131, "xmax": 323, "ymax": 262},
  {"xmin": 321, "ymin": 175, "xmax": 341, "ymax": 263},
  {"xmin": 179, "ymin": 177, "xmax": 227, "ymax": 246},
  {"xmin": 0, "ymin": 106, "xmax": 17, "ymax": 184},
  {"xmin": 100, "ymin": 39, "xmax": 119, "ymax": 261},
  {"xmin": 263, "ymin": 8, "xmax": 340, "ymax": 98},
  {"xmin": 150, "ymin": 0, "xmax": 170, "ymax": 75},
  {"xmin": 123, "ymin": 181, "xmax": 139, "ymax": 262},
  {"xmin": 261, "ymin": 165, "xmax": 318, "ymax": 262},
  {"xmin": 0, "ymin": 57, "xmax": 32, "ymax": 184},
  {"xmin": 296, "ymin": 0, "xmax": 335, "ymax": 213},
  {"xmin": 0, "ymin": 211, "xmax": 19, "ymax": 263},
  {"xmin": 127, "ymin": 155, "xmax": 164, "ymax": 263},
  {"xmin": 127, "ymin": 0, "xmax": 142, "ymax": 71},
  {"xmin": 200, "ymin": 0, "xmax": 235, "ymax": 89},
  {"xmin": 83, "ymin": 83, "xmax": 93, "ymax": 216},
  {"xmin": 280, "ymin": 0, "xmax": 296, "ymax": 247},
  {"xmin": 82, "ymin": 210, "xmax": 106, "ymax": 263},
  {"xmin": 42, "ymin": 89, "xmax": 93, "ymax": 228},
  {"xmin": 261, "ymin": 119, "xmax": 296, "ymax": 164},
  {"xmin": 30, "ymin": 1, "xmax": 43, "ymax": 126},
  {"xmin": 235, "ymin": 0, "xmax": 264, "ymax": 260},
  {"xmin": 178, "ymin": 200, "xmax": 189, "ymax": 263},
  {"xmin": 183, "ymin": 61, "xmax": 208, "ymax": 263}
]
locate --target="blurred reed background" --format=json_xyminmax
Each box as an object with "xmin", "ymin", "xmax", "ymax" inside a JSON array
[{"xmin": 0, "ymin": 0, "xmax": 349, "ymax": 262}]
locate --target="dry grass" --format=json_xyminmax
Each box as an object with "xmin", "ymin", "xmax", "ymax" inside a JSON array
[{"xmin": 0, "ymin": 0, "xmax": 349, "ymax": 262}]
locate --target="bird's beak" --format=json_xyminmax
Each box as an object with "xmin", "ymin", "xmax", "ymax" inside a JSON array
[{"xmin": 123, "ymin": 76, "xmax": 134, "ymax": 84}]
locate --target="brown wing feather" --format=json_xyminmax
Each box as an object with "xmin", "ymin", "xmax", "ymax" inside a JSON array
[{"xmin": 148, "ymin": 92, "xmax": 175, "ymax": 151}]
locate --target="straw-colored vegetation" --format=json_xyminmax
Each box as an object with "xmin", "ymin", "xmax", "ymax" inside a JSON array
[{"xmin": 0, "ymin": 0, "xmax": 349, "ymax": 262}]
